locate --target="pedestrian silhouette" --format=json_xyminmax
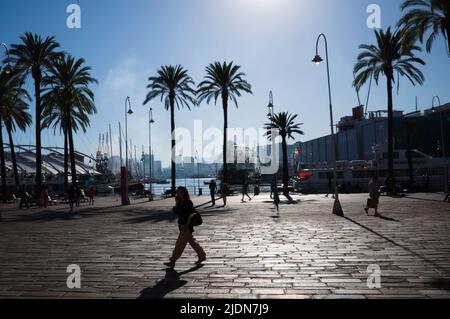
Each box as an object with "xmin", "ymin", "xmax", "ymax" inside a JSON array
[
  {"xmin": 241, "ymin": 181, "xmax": 252, "ymax": 202},
  {"xmin": 165, "ymin": 187, "xmax": 206, "ymax": 268}
]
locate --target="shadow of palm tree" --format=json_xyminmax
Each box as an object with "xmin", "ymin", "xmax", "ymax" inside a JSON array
[
  {"xmin": 6, "ymin": 204, "xmax": 120, "ymax": 223},
  {"xmin": 403, "ymin": 196, "xmax": 447, "ymax": 203},
  {"xmin": 138, "ymin": 265, "xmax": 204, "ymax": 299},
  {"xmin": 375, "ymin": 214, "xmax": 400, "ymax": 222},
  {"xmin": 124, "ymin": 210, "xmax": 177, "ymax": 224},
  {"xmin": 198, "ymin": 207, "xmax": 237, "ymax": 216},
  {"xmin": 343, "ymin": 216, "xmax": 449, "ymax": 276}
]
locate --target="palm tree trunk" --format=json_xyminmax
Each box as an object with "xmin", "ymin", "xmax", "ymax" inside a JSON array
[
  {"xmin": 0, "ymin": 115, "xmax": 7, "ymax": 203},
  {"xmin": 7, "ymin": 127, "xmax": 20, "ymax": 188},
  {"xmin": 33, "ymin": 74, "xmax": 42, "ymax": 196},
  {"xmin": 386, "ymin": 74, "xmax": 395, "ymax": 195},
  {"xmin": 34, "ymin": 75, "xmax": 43, "ymax": 197},
  {"xmin": 222, "ymin": 93, "xmax": 229, "ymax": 184},
  {"xmin": 64, "ymin": 128, "xmax": 69, "ymax": 191},
  {"xmin": 170, "ymin": 94, "xmax": 176, "ymax": 196},
  {"xmin": 68, "ymin": 121, "xmax": 77, "ymax": 185},
  {"xmin": 282, "ymin": 135, "xmax": 289, "ymax": 195}
]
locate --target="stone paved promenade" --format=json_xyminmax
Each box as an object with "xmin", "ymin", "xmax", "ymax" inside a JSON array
[{"xmin": 1, "ymin": 192, "xmax": 450, "ymax": 299}]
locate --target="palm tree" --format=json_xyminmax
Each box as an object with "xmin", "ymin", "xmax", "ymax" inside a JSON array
[
  {"xmin": 143, "ymin": 65, "xmax": 196, "ymax": 195},
  {"xmin": 0, "ymin": 73, "xmax": 32, "ymax": 189},
  {"xmin": 197, "ymin": 62, "xmax": 253, "ymax": 183},
  {"xmin": 265, "ymin": 112, "xmax": 304, "ymax": 196},
  {"xmin": 398, "ymin": 0, "xmax": 450, "ymax": 55},
  {"xmin": 0, "ymin": 70, "xmax": 19, "ymax": 202},
  {"xmin": 7, "ymin": 32, "xmax": 61, "ymax": 195},
  {"xmin": 42, "ymin": 91, "xmax": 70, "ymax": 191},
  {"xmin": 353, "ymin": 27, "xmax": 425, "ymax": 195},
  {"xmin": 42, "ymin": 54, "xmax": 97, "ymax": 187}
]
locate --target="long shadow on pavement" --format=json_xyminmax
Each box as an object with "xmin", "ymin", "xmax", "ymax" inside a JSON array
[
  {"xmin": 343, "ymin": 216, "xmax": 449, "ymax": 276},
  {"xmin": 402, "ymin": 195, "xmax": 449, "ymax": 204},
  {"xmin": 123, "ymin": 204, "xmax": 236, "ymax": 224},
  {"xmin": 138, "ymin": 265, "xmax": 204, "ymax": 299},
  {"xmin": 2, "ymin": 205, "xmax": 118, "ymax": 223},
  {"xmin": 124, "ymin": 210, "xmax": 178, "ymax": 224}
]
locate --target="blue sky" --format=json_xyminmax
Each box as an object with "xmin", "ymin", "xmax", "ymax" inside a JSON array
[{"xmin": 2, "ymin": 0, "xmax": 450, "ymax": 166}]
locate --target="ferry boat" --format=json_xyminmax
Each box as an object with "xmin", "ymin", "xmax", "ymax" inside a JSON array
[{"xmin": 294, "ymin": 149, "xmax": 449, "ymax": 194}]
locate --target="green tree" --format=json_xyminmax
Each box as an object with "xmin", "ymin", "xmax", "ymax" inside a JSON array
[
  {"xmin": 398, "ymin": 0, "xmax": 450, "ymax": 55},
  {"xmin": 143, "ymin": 65, "xmax": 196, "ymax": 195},
  {"xmin": 265, "ymin": 112, "xmax": 304, "ymax": 196},
  {"xmin": 7, "ymin": 33, "xmax": 61, "ymax": 195},
  {"xmin": 197, "ymin": 62, "xmax": 253, "ymax": 183},
  {"xmin": 0, "ymin": 71, "xmax": 32, "ymax": 190},
  {"xmin": 353, "ymin": 27, "xmax": 425, "ymax": 194},
  {"xmin": 42, "ymin": 54, "xmax": 97, "ymax": 188}
]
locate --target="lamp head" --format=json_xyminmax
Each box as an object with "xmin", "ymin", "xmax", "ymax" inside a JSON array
[
  {"xmin": 150, "ymin": 119, "xmax": 155, "ymax": 124},
  {"xmin": 267, "ymin": 103, "xmax": 274, "ymax": 117},
  {"xmin": 127, "ymin": 109, "xmax": 134, "ymax": 115},
  {"xmin": 312, "ymin": 55, "xmax": 323, "ymax": 64},
  {"xmin": 3, "ymin": 64, "xmax": 12, "ymax": 75}
]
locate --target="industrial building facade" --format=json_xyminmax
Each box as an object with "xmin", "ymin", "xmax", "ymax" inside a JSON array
[{"xmin": 296, "ymin": 104, "xmax": 450, "ymax": 167}]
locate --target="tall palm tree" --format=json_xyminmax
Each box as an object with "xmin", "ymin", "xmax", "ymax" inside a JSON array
[
  {"xmin": 0, "ymin": 70, "xmax": 19, "ymax": 202},
  {"xmin": 7, "ymin": 32, "xmax": 61, "ymax": 195},
  {"xmin": 42, "ymin": 54, "xmax": 97, "ymax": 187},
  {"xmin": 143, "ymin": 65, "xmax": 196, "ymax": 195},
  {"xmin": 353, "ymin": 27, "xmax": 425, "ymax": 194},
  {"xmin": 398, "ymin": 0, "xmax": 450, "ymax": 55},
  {"xmin": 42, "ymin": 91, "xmax": 70, "ymax": 191},
  {"xmin": 197, "ymin": 62, "xmax": 253, "ymax": 183},
  {"xmin": 265, "ymin": 112, "xmax": 304, "ymax": 196},
  {"xmin": 0, "ymin": 74, "xmax": 32, "ymax": 189}
]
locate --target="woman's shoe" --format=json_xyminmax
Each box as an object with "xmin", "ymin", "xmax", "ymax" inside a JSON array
[{"xmin": 195, "ymin": 256, "xmax": 206, "ymax": 265}]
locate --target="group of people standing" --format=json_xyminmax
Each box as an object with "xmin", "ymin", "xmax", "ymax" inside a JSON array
[
  {"xmin": 208, "ymin": 179, "xmax": 229, "ymax": 207},
  {"xmin": 17, "ymin": 184, "xmax": 96, "ymax": 211},
  {"xmin": 67, "ymin": 184, "xmax": 96, "ymax": 212},
  {"xmin": 208, "ymin": 179, "xmax": 259, "ymax": 207}
]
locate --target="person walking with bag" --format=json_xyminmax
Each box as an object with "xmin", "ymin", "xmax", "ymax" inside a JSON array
[
  {"xmin": 365, "ymin": 176, "xmax": 381, "ymax": 217},
  {"xmin": 165, "ymin": 187, "xmax": 206, "ymax": 268}
]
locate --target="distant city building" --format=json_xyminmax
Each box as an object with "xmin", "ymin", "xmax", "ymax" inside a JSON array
[{"xmin": 153, "ymin": 160, "xmax": 162, "ymax": 177}]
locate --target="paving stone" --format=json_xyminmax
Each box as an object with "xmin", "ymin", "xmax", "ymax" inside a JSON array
[{"xmin": 1, "ymin": 193, "xmax": 450, "ymax": 299}]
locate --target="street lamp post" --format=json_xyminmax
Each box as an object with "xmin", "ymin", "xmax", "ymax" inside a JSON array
[
  {"xmin": 122, "ymin": 96, "xmax": 133, "ymax": 205},
  {"xmin": 312, "ymin": 33, "xmax": 344, "ymax": 216},
  {"xmin": 1, "ymin": 43, "xmax": 12, "ymax": 75},
  {"xmin": 149, "ymin": 107, "xmax": 155, "ymax": 201},
  {"xmin": 432, "ymin": 96, "xmax": 446, "ymax": 158},
  {"xmin": 125, "ymin": 96, "xmax": 133, "ymax": 172},
  {"xmin": 267, "ymin": 91, "xmax": 279, "ymax": 199},
  {"xmin": 141, "ymin": 147, "xmax": 145, "ymax": 181},
  {"xmin": 195, "ymin": 150, "xmax": 200, "ymax": 195}
]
